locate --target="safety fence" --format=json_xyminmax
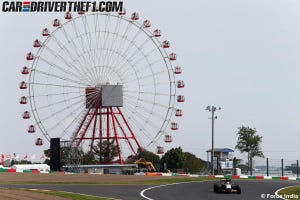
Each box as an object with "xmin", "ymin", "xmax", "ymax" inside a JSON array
[{"xmin": 243, "ymin": 158, "xmax": 299, "ymax": 177}]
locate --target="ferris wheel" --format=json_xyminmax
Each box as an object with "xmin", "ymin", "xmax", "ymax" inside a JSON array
[{"xmin": 19, "ymin": 9, "xmax": 185, "ymax": 163}]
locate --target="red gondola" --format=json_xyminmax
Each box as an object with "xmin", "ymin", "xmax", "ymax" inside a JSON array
[
  {"xmin": 164, "ymin": 135, "xmax": 172, "ymax": 143},
  {"xmin": 78, "ymin": 11, "xmax": 85, "ymax": 15},
  {"xmin": 171, "ymin": 122, "xmax": 179, "ymax": 130},
  {"xmin": 177, "ymin": 95, "xmax": 185, "ymax": 103},
  {"xmin": 28, "ymin": 125, "xmax": 36, "ymax": 133},
  {"xmin": 131, "ymin": 12, "xmax": 139, "ymax": 20},
  {"xmin": 118, "ymin": 8, "xmax": 126, "ymax": 15},
  {"xmin": 19, "ymin": 96, "xmax": 28, "ymax": 104},
  {"xmin": 65, "ymin": 12, "xmax": 72, "ymax": 20},
  {"xmin": 177, "ymin": 80, "xmax": 185, "ymax": 88},
  {"xmin": 169, "ymin": 53, "xmax": 177, "ymax": 61},
  {"xmin": 42, "ymin": 28, "xmax": 50, "ymax": 36},
  {"xmin": 26, "ymin": 52, "xmax": 34, "ymax": 60},
  {"xmin": 154, "ymin": 29, "xmax": 161, "ymax": 37},
  {"xmin": 143, "ymin": 20, "xmax": 151, "ymax": 28},
  {"xmin": 35, "ymin": 138, "xmax": 43, "ymax": 146},
  {"xmin": 21, "ymin": 66, "xmax": 30, "ymax": 75},
  {"xmin": 22, "ymin": 111, "xmax": 30, "ymax": 119},
  {"xmin": 175, "ymin": 109, "xmax": 183, "ymax": 117},
  {"xmin": 162, "ymin": 40, "xmax": 170, "ymax": 48},
  {"xmin": 157, "ymin": 146, "xmax": 164, "ymax": 154},
  {"xmin": 53, "ymin": 19, "xmax": 61, "ymax": 27},
  {"xmin": 19, "ymin": 81, "xmax": 27, "ymax": 89},
  {"xmin": 33, "ymin": 39, "xmax": 41, "ymax": 48},
  {"xmin": 174, "ymin": 66, "xmax": 182, "ymax": 74}
]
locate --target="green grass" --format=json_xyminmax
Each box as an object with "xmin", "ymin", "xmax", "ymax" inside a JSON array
[{"xmin": 277, "ymin": 186, "xmax": 300, "ymax": 200}]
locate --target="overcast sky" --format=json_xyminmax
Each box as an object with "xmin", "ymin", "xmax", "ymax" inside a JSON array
[{"xmin": 1, "ymin": 0, "xmax": 300, "ymax": 163}]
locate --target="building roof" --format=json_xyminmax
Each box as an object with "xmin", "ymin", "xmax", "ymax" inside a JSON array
[{"xmin": 206, "ymin": 148, "xmax": 234, "ymax": 153}]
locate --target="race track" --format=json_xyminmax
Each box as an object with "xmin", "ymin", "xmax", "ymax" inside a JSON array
[
  {"xmin": 1, "ymin": 179, "xmax": 299, "ymax": 200},
  {"xmin": 141, "ymin": 180, "xmax": 300, "ymax": 200}
]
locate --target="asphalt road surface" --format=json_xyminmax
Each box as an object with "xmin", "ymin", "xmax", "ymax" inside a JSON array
[
  {"xmin": 141, "ymin": 180, "xmax": 300, "ymax": 200},
  {"xmin": 1, "ymin": 180, "xmax": 299, "ymax": 200}
]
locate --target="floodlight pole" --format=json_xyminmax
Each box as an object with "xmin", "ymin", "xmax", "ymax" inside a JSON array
[{"xmin": 206, "ymin": 106, "xmax": 221, "ymax": 175}]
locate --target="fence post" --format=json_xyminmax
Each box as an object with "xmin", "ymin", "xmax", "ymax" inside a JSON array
[
  {"xmin": 250, "ymin": 157, "xmax": 252, "ymax": 176},
  {"xmin": 266, "ymin": 158, "xmax": 269, "ymax": 176},
  {"xmin": 281, "ymin": 159, "xmax": 284, "ymax": 176},
  {"xmin": 297, "ymin": 160, "xmax": 299, "ymax": 178}
]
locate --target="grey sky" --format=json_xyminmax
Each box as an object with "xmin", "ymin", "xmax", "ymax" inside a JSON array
[{"xmin": 1, "ymin": 0, "xmax": 300, "ymax": 163}]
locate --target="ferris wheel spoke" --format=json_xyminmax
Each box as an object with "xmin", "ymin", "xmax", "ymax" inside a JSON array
[
  {"xmin": 44, "ymin": 99, "xmax": 86, "ymax": 138},
  {"xmin": 115, "ymin": 51, "xmax": 162, "ymax": 81},
  {"xmin": 123, "ymin": 97, "xmax": 157, "ymax": 126},
  {"xmin": 106, "ymin": 20, "xmax": 140, "ymax": 73},
  {"xmin": 124, "ymin": 93, "xmax": 170, "ymax": 110},
  {"xmin": 82, "ymin": 15, "xmax": 99, "ymax": 79},
  {"xmin": 32, "ymin": 93, "xmax": 84, "ymax": 111},
  {"xmin": 122, "ymin": 69, "xmax": 168, "ymax": 84},
  {"xmin": 34, "ymin": 69, "xmax": 88, "ymax": 86},
  {"xmin": 125, "ymin": 99, "xmax": 160, "ymax": 124},
  {"xmin": 105, "ymin": 19, "xmax": 123, "ymax": 69},
  {"xmin": 69, "ymin": 20, "xmax": 98, "ymax": 82},
  {"xmin": 114, "ymin": 36, "xmax": 152, "ymax": 71},
  {"xmin": 103, "ymin": 17, "xmax": 122, "ymax": 72},
  {"xmin": 30, "ymin": 90, "xmax": 81, "ymax": 98},
  {"xmin": 125, "ymin": 98, "xmax": 166, "ymax": 120},
  {"xmin": 49, "ymin": 32, "xmax": 93, "ymax": 79},
  {"xmin": 96, "ymin": 14, "xmax": 112, "ymax": 77},
  {"xmin": 125, "ymin": 89, "xmax": 170, "ymax": 97},
  {"xmin": 89, "ymin": 18, "xmax": 106, "ymax": 83},
  {"xmin": 101, "ymin": 17, "xmax": 124, "ymax": 80},
  {"xmin": 107, "ymin": 16, "xmax": 134, "ymax": 66},
  {"xmin": 38, "ymin": 96, "xmax": 84, "ymax": 125},
  {"xmin": 105, "ymin": 24, "xmax": 140, "ymax": 70},
  {"xmin": 117, "ymin": 28, "xmax": 144, "ymax": 63},
  {"xmin": 31, "ymin": 82, "xmax": 86, "ymax": 89},
  {"xmin": 37, "ymin": 52, "xmax": 90, "ymax": 83},
  {"xmin": 124, "ymin": 106, "xmax": 162, "ymax": 143},
  {"xmin": 122, "ymin": 110, "xmax": 156, "ymax": 146},
  {"xmin": 48, "ymin": 31, "xmax": 85, "ymax": 71}
]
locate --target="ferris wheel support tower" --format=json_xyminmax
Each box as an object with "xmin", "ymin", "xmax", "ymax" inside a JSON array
[{"xmin": 72, "ymin": 85, "xmax": 142, "ymax": 164}]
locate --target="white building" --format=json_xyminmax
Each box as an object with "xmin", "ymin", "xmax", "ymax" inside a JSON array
[{"xmin": 12, "ymin": 164, "xmax": 50, "ymax": 173}]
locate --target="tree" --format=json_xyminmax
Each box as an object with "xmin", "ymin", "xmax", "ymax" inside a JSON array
[
  {"xmin": 182, "ymin": 152, "xmax": 206, "ymax": 174},
  {"xmin": 235, "ymin": 126, "xmax": 264, "ymax": 175},
  {"xmin": 43, "ymin": 149, "xmax": 50, "ymax": 165},
  {"xmin": 82, "ymin": 152, "xmax": 95, "ymax": 165},
  {"xmin": 135, "ymin": 150, "xmax": 160, "ymax": 163},
  {"xmin": 92, "ymin": 140, "xmax": 118, "ymax": 163},
  {"xmin": 161, "ymin": 147, "xmax": 185, "ymax": 171}
]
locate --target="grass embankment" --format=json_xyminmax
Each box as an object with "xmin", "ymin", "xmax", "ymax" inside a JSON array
[{"xmin": 277, "ymin": 186, "xmax": 300, "ymax": 200}]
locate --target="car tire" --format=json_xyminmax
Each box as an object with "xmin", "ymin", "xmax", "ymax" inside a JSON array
[{"xmin": 237, "ymin": 187, "xmax": 241, "ymax": 194}]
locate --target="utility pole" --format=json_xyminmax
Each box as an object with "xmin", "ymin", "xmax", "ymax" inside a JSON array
[{"xmin": 206, "ymin": 106, "xmax": 221, "ymax": 175}]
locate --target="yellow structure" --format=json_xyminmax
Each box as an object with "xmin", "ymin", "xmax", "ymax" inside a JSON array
[{"xmin": 134, "ymin": 158, "xmax": 156, "ymax": 172}]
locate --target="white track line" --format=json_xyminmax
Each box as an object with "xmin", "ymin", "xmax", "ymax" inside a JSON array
[
  {"xmin": 275, "ymin": 186, "xmax": 293, "ymax": 200},
  {"xmin": 140, "ymin": 181, "xmax": 205, "ymax": 200}
]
